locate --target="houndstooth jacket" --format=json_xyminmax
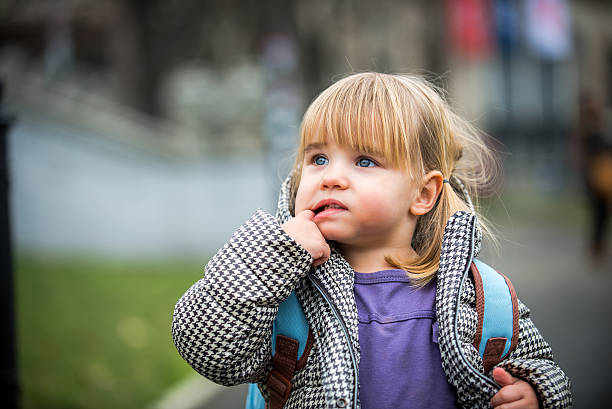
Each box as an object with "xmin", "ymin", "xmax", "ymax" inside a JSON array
[{"xmin": 172, "ymin": 175, "xmax": 572, "ymax": 409}]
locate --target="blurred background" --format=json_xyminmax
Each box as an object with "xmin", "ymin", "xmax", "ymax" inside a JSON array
[{"xmin": 1, "ymin": 0, "xmax": 611, "ymax": 408}]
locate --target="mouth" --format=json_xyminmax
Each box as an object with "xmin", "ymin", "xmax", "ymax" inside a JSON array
[{"xmin": 312, "ymin": 199, "xmax": 348, "ymax": 215}]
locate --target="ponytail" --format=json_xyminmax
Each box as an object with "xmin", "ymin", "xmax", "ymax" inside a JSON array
[
  {"xmin": 386, "ymin": 102, "xmax": 499, "ymax": 286},
  {"xmin": 386, "ymin": 176, "xmax": 472, "ymax": 285}
]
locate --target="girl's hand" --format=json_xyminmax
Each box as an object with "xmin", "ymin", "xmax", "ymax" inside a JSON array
[
  {"xmin": 282, "ymin": 210, "xmax": 330, "ymax": 266},
  {"xmin": 490, "ymin": 368, "xmax": 539, "ymax": 409}
]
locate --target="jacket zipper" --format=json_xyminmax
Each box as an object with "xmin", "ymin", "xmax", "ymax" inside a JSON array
[
  {"xmin": 307, "ymin": 274, "xmax": 359, "ymax": 409},
  {"xmin": 452, "ymin": 217, "xmax": 500, "ymax": 389}
]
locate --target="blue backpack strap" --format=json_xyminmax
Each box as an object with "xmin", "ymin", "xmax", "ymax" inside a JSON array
[
  {"xmin": 245, "ymin": 291, "xmax": 311, "ymax": 409},
  {"xmin": 272, "ymin": 292, "xmax": 310, "ymax": 357},
  {"xmin": 471, "ymin": 259, "xmax": 519, "ymax": 373},
  {"xmin": 245, "ymin": 383, "xmax": 266, "ymax": 409}
]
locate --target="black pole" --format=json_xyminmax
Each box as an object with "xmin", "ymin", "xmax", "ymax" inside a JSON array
[{"xmin": 0, "ymin": 80, "xmax": 19, "ymax": 408}]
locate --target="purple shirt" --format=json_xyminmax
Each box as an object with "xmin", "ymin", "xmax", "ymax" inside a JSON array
[{"xmin": 354, "ymin": 270, "xmax": 458, "ymax": 409}]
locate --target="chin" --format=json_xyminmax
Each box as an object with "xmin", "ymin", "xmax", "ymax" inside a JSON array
[{"xmin": 319, "ymin": 227, "xmax": 353, "ymax": 243}]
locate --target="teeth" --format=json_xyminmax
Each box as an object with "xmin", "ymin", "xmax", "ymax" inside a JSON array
[{"xmin": 314, "ymin": 203, "xmax": 344, "ymax": 213}]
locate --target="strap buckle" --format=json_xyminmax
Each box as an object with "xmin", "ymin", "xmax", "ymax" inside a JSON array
[{"xmin": 267, "ymin": 369, "xmax": 292, "ymax": 401}]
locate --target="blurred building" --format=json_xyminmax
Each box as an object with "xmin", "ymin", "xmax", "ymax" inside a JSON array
[
  {"xmin": 1, "ymin": 0, "xmax": 611, "ymax": 256},
  {"xmin": 2, "ymin": 1, "xmax": 611, "ymax": 149}
]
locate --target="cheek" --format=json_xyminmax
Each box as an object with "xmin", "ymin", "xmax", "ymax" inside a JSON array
[
  {"xmin": 294, "ymin": 172, "xmax": 320, "ymax": 213},
  {"xmin": 294, "ymin": 189, "xmax": 305, "ymax": 213},
  {"xmin": 294, "ymin": 183, "xmax": 310, "ymax": 214},
  {"xmin": 357, "ymin": 198, "xmax": 403, "ymax": 225},
  {"xmin": 355, "ymin": 182, "xmax": 412, "ymax": 225}
]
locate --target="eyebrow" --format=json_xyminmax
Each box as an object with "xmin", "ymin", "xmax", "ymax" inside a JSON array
[
  {"xmin": 360, "ymin": 146, "xmax": 384, "ymax": 158},
  {"xmin": 303, "ymin": 142, "xmax": 385, "ymax": 158},
  {"xmin": 303, "ymin": 143, "xmax": 326, "ymax": 153}
]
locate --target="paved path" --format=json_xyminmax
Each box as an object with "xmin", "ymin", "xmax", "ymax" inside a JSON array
[{"xmin": 170, "ymin": 219, "xmax": 611, "ymax": 409}]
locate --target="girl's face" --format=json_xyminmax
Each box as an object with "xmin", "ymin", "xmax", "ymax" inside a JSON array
[{"xmin": 294, "ymin": 141, "xmax": 419, "ymax": 250}]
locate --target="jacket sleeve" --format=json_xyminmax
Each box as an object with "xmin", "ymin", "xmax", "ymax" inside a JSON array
[
  {"xmin": 497, "ymin": 299, "xmax": 572, "ymax": 409},
  {"xmin": 171, "ymin": 209, "xmax": 313, "ymax": 386}
]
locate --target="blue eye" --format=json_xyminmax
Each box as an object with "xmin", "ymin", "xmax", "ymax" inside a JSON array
[
  {"xmin": 314, "ymin": 155, "xmax": 328, "ymax": 166},
  {"xmin": 357, "ymin": 158, "xmax": 376, "ymax": 167}
]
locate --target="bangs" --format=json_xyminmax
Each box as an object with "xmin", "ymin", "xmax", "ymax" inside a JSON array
[
  {"xmin": 298, "ymin": 73, "xmax": 420, "ymax": 173},
  {"xmin": 288, "ymin": 71, "xmax": 497, "ymax": 283}
]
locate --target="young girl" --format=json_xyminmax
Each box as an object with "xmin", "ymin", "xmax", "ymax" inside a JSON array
[{"xmin": 172, "ymin": 73, "xmax": 572, "ymax": 409}]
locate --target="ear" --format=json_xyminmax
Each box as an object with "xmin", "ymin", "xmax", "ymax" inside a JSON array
[{"xmin": 410, "ymin": 171, "xmax": 444, "ymax": 216}]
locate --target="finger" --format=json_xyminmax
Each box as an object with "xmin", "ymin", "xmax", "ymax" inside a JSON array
[
  {"xmin": 312, "ymin": 256, "xmax": 325, "ymax": 267},
  {"xmin": 296, "ymin": 209, "xmax": 315, "ymax": 220},
  {"xmin": 320, "ymin": 242, "xmax": 330, "ymax": 261},
  {"xmin": 490, "ymin": 399, "xmax": 532, "ymax": 409},
  {"xmin": 312, "ymin": 243, "xmax": 331, "ymax": 266},
  {"xmin": 493, "ymin": 368, "xmax": 519, "ymax": 387},
  {"xmin": 490, "ymin": 386, "xmax": 524, "ymax": 407},
  {"xmin": 312, "ymin": 253, "xmax": 328, "ymax": 266}
]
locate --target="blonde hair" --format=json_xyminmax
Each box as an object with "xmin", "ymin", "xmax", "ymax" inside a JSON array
[{"xmin": 291, "ymin": 72, "xmax": 498, "ymax": 284}]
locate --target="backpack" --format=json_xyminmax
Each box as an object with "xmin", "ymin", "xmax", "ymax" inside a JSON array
[{"xmin": 244, "ymin": 259, "xmax": 519, "ymax": 409}]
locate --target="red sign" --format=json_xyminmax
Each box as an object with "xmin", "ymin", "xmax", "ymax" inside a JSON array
[{"xmin": 447, "ymin": 0, "xmax": 493, "ymax": 59}]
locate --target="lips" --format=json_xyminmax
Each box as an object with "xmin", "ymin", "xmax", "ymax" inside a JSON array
[{"xmin": 312, "ymin": 199, "xmax": 348, "ymax": 219}]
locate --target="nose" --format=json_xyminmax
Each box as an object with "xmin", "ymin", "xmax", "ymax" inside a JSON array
[{"xmin": 320, "ymin": 163, "xmax": 349, "ymax": 190}]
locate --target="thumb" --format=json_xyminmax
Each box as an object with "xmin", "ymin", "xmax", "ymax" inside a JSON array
[
  {"xmin": 296, "ymin": 210, "xmax": 315, "ymax": 220},
  {"xmin": 492, "ymin": 368, "xmax": 518, "ymax": 387}
]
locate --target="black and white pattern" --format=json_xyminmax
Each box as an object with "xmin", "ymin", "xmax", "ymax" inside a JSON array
[{"xmin": 172, "ymin": 174, "xmax": 572, "ymax": 409}]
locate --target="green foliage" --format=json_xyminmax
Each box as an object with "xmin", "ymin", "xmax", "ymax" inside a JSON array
[{"xmin": 15, "ymin": 254, "xmax": 205, "ymax": 409}]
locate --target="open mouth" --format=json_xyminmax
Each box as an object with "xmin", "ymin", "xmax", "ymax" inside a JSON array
[{"xmin": 313, "ymin": 200, "xmax": 347, "ymax": 215}]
